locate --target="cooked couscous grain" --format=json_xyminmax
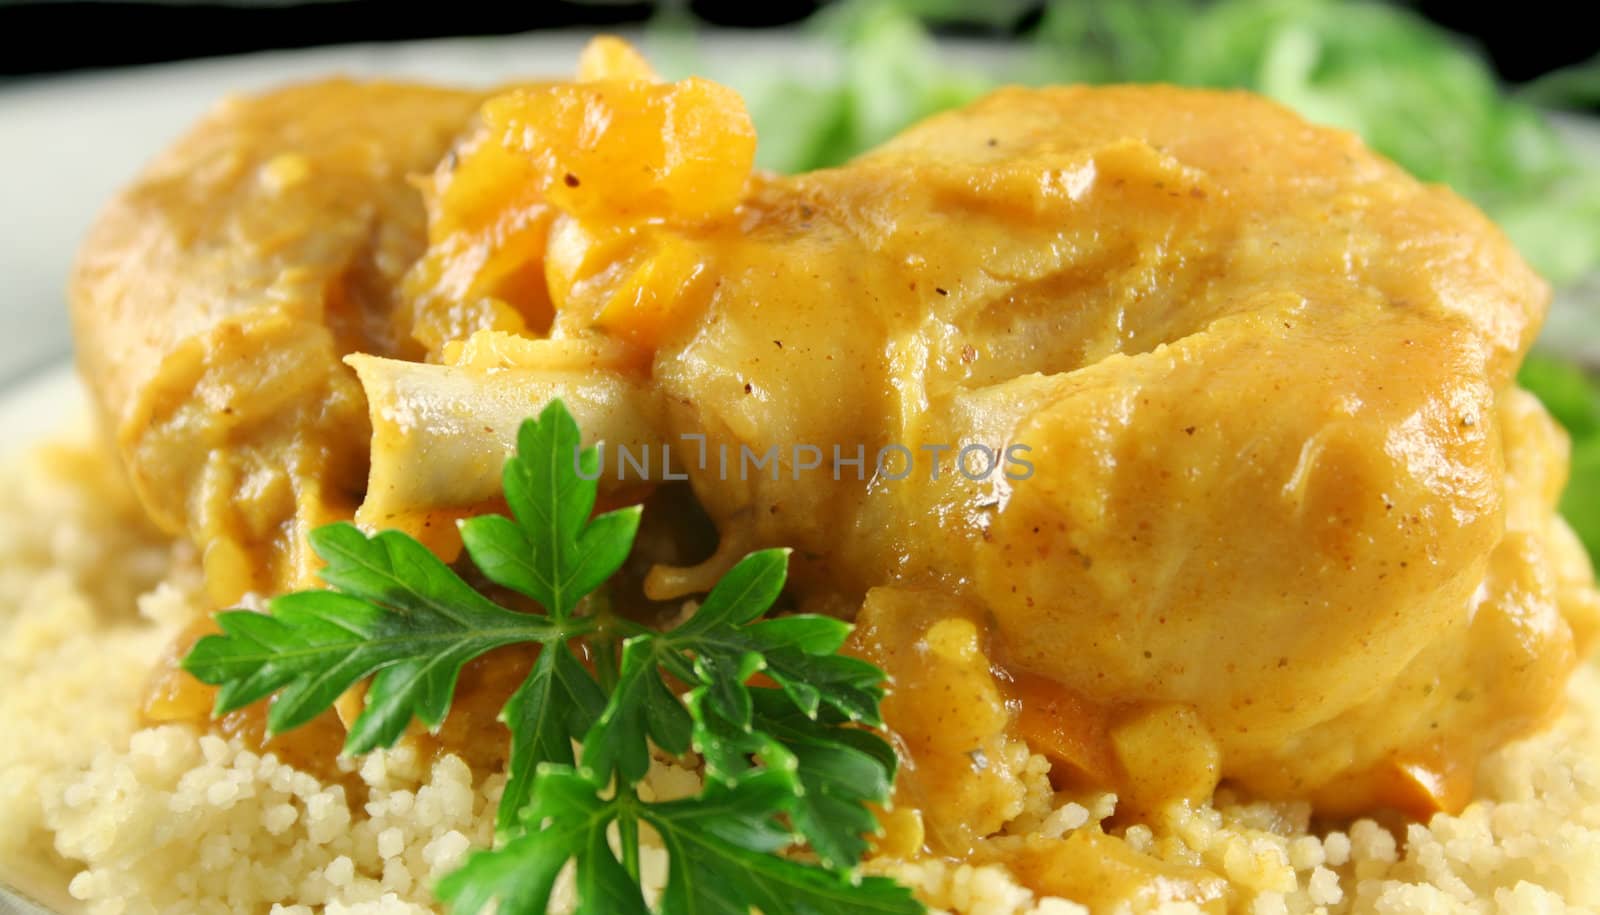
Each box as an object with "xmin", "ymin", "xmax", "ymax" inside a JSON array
[{"xmin": 5, "ymin": 436, "xmax": 1600, "ymax": 914}]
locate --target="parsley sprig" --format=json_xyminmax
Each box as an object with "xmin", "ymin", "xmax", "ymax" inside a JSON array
[{"xmin": 182, "ymin": 400, "xmax": 922, "ymax": 914}]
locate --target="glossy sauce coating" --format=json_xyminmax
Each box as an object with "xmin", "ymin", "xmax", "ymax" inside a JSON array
[
  {"xmin": 71, "ymin": 80, "xmax": 491, "ymax": 601},
  {"xmin": 71, "ymin": 47, "xmax": 1599, "ymax": 871},
  {"xmin": 468, "ymin": 80, "xmax": 1597, "ymax": 816}
]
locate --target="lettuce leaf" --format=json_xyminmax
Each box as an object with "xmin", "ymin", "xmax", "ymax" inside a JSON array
[{"xmin": 707, "ymin": 0, "xmax": 1600, "ymax": 286}]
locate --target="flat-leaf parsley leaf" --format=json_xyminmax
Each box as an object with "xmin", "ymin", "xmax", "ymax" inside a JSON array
[{"xmin": 182, "ymin": 399, "xmax": 922, "ymax": 915}]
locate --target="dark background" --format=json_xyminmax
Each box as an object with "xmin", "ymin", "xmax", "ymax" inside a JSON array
[{"xmin": 0, "ymin": 0, "xmax": 1595, "ymax": 92}]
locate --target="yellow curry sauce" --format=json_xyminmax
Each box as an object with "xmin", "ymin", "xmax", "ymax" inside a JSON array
[{"xmin": 70, "ymin": 37, "xmax": 1600, "ymax": 909}]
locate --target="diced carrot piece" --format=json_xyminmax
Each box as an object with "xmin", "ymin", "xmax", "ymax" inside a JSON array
[
  {"xmin": 1008, "ymin": 671, "xmax": 1121, "ymax": 788},
  {"xmin": 1375, "ymin": 751, "xmax": 1475, "ymax": 819}
]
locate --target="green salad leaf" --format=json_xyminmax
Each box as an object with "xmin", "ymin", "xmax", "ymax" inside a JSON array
[
  {"xmin": 1568, "ymin": 443, "xmax": 1600, "ymax": 567},
  {"xmin": 1520, "ymin": 354, "xmax": 1600, "ymax": 563},
  {"xmin": 720, "ymin": 2, "xmax": 994, "ymax": 172},
  {"xmin": 1521, "ymin": 353, "xmax": 1600, "ymax": 439},
  {"xmin": 711, "ymin": 0, "xmax": 1600, "ymax": 287},
  {"xmin": 184, "ymin": 401, "xmax": 919, "ymax": 915},
  {"xmin": 1522, "ymin": 54, "xmax": 1600, "ymax": 110}
]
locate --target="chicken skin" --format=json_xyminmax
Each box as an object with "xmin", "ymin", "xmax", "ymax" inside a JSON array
[
  {"xmin": 70, "ymin": 79, "xmax": 491, "ymax": 599},
  {"xmin": 71, "ymin": 40, "xmax": 1599, "ymax": 844}
]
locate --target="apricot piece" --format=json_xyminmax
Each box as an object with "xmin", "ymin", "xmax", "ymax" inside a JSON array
[{"xmin": 481, "ymin": 76, "xmax": 755, "ymax": 225}]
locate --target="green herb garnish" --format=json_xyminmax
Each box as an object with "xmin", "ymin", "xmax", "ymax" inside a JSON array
[{"xmin": 182, "ymin": 400, "xmax": 922, "ymax": 915}]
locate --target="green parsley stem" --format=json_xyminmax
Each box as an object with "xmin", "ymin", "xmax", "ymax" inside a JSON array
[
  {"xmin": 618, "ymin": 796, "xmax": 643, "ymax": 884},
  {"xmin": 188, "ymin": 403, "xmax": 919, "ymax": 913},
  {"xmin": 585, "ymin": 588, "xmax": 622, "ymax": 693}
]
